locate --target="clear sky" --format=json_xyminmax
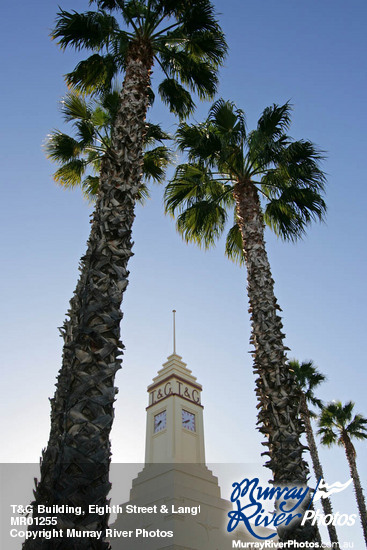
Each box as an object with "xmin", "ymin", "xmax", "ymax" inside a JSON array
[{"xmin": 0, "ymin": 0, "xmax": 366, "ymax": 546}]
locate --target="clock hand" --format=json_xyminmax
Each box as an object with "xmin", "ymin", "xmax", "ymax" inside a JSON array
[{"xmin": 183, "ymin": 419, "xmax": 190, "ymax": 423}]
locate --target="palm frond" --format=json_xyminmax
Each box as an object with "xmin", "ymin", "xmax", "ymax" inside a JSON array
[
  {"xmin": 164, "ymin": 164, "xmax": 211, "ymax": 214},
  {"xmin": 52, "ymin": 9, "xmax": 118, "ymax": 51},
  {"xmin": 165, "ymin": 163, "xmax": 233, "ymax": 214},
  {"xmin": 264, "ymin": 186, "xmax": 326, "ymax": 241},
  {"xmin": 178, "ymin": 0, "xmax": 225, "ymax": 36},
  {"xmin": 61, "ymin": 93, "xmax": 92, "ymax": 122},
  {"xmin": 120, "ymin": 0, "xmax": 148, "ymax": 27},
  {"xmin": 342, "ymin": 401, "xmax": 355, "ymax": 422},
  {"xmin": 144, "ymin": 122, "xmax": 170, "ymax": 145},
  {"xmin": 257, "ymin": 102, "xmax": 292, "ymax": 139},
  {"xmin": 225, "ymin": 222, "xmax": 245, "ymax": 264},
  {"xmin": 280, "ymin": 140, "xmax": 326, "ymax": 185},
  {"xmin": 175, "ymin": 122, "xmax": 220, "ymax": 162},
  {"xmin": 149, "ymin": 0, "xmax": 185, "ymax": 18},
  {"xmin": 183, "ymin": 30, "xmax": 227, "ymax": 64},
  {"xmin": 91, "ymin": 106, "xmax": 111, "ymax": 127},
  {"xmin": 45, "ymin": 131, "xmax": 82, "ymax": 163},
  {"xmin": 136, "ymin": 182, "xmax": 150, "ymax": 204},
  {"xmin": 65, "ymin": 53, "xmax": 119, "ymax": 94},
  {"xmin": 75, "ymin": 120, "xmax": 97, "ymax": 146},
  {"xmin": 165, "ymin": 162, "xmax": 234, "ymax": 249},
  {"xmin": 142, "ymin": 146, "xmax": 171, "ymax": 183},
  {"xmin": 53, "ymin": 159, "xmax": 87, "ymax": 188},
  {"xmin": 290, "ymin": 359, "xmax": 326, "ymax": 408},
  {"xmin": 100, "ymin": 88, "xmax": 121, "ymax": 121},
  {"xmin": 347, "ymin": 415, "xmax": 367, "ymax": 440},
  {"xmin": 87, "ymin": 149, "xmax": 103, "ymax": 171},
  {"xmin": 247, "ymin": 103, "xmax": 292, "ymax": 170},
  {"xmin": 289, "ymin": 359, "xmax": 324, "ymax": 416},
  {"xmin": 158, "ymin": 47, "xmax": 218, "ymax": 100},
  {"xmin": 109, "ymin": 29, "xmax": 130, "ymax": 63},
  {"xmin": 158, "ymin": 78, "xmax": 195, "ymax": 119},
  {"xmin": 262, "ymin": 140, "xmax": 327, "ymax": 214},
  {"xmin": 317, "ymin": 425, "xmax": 338, "ymax": 447},
  {"xmin": 82, "ymin": 175, "xmax": 100, "ymax": 199},
  {"xmin": 208, "ymin": 99, "xmax": 246, "ymax": 137},
  {"xmin": 176, "ymin": 201, "xmax": 227, "ymax": 248}
]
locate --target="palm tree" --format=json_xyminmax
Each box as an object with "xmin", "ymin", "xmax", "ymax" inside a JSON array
[
  {"xmin": 318, "ymin": 401, "xmax": 367, "ymax": 545},
  {"xmin": 164, "ymin": 99, "xmax": 326, "ymax": 541},
  {"xmin": 25, "ymin": 2, "xmax": 226, "ymax": 548},
  {"xmin": 291, "ymin": 359, "xmax": 339, "ymax": 546}
]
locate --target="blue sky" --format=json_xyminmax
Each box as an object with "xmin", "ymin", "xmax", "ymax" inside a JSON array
[{"xmin": 1, "ymin": 0, "xmax": 366, "ymax": 546}]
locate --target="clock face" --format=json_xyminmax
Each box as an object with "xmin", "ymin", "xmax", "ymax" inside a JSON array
[
  {"xmin": 154, "ymin": 411, "xmax": 166, "ymax": 433},
  {"xmin": 182, "ymin": 409, "xmax": 195, "ymax": 432}
]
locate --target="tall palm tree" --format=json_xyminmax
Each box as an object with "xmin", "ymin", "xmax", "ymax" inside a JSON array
[
  {"xmin": 164, "ymin": 100, "xmax": 326, "ymax": 541},
  {"xmin": 318, "ymin": 401, "xmax": 367, "ymax": 545},
  {"xmin": 291, "ymin": 359, "xmax": 339, "ymax": 546},
  {"xmin": 25, "ymin": 2, "xmax": 226, "ymax": 548}
]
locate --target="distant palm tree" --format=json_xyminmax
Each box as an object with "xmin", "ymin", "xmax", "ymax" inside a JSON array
[
  {"xmin": 165, "ymin": 99, "xmax": 326, "ymax": 541},
  {"xmin": 318, "ymin": 401, "xmax": 367, "ymax": 545},
  {"xmin": 26, "ymin": 2, "xmax": 226, "ymax": 548},
  {"xmin": 45, "ymin": 89, "xmax": 171, "ymax": 200},
  {"xmin": 291, "ymin": 360, "xmax": 339, "ymax": 547}
]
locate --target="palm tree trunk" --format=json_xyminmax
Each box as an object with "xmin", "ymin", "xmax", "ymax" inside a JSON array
[
  {"xmin": 24, "ymin": 45, "xmax": 153, "ymax": 550},
  {"xmin": 300, "ymin": 397, "xmax": 339, "ymax": 546},
  {"xmin": 233, "ymin": 181, "xmax": 317, "ymax": 542},
  {"xmin": 343, "ymin": 435, "xmax": 367, "ymax": 546}
]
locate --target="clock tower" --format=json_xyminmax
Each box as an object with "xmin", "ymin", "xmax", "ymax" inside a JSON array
[
  {"xmin": 145, "ymin": 352, "xmax": 205, "ymax": 464},
  {"xmin": 109, "ymin": 320, "xmax": 272, "ymax": 548}
]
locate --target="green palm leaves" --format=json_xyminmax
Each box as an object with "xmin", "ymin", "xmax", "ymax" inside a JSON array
[
  {"xmin": 165, "ymin": 99, "xmax": 326, "ymax": 258},
  {"xmin": 52, "ymin": 0, "xmax": 227, "ymax": 117},
  {"xmin": 318, "ymin": 401, "xmax": 367, "ymax": 449},
  {"xmin": 45, "ymin": 92, "xmax": 112, "ymax": 198},
  {"xmin": 291, "ymin": 359, "xmax": 326, "ymax": 415},
  {"xmin": 45, "ymin": 90, "xmax": 170, "ymax": 201}
]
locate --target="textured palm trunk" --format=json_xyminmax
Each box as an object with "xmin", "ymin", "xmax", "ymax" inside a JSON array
[
  {"xmin": 24, "ymin": 43, "xmax": 153, "ymax": 550},
  {"xmin": 233, "ymin": 181, "xmax": 317, "ymax": 542},
  {"xmin": 300, "ymin": 396, "xmax": 339, "ymax": 546},
  {"xmin": 342, "ymin": 435, "xmax": 367, "ymax": 546}
]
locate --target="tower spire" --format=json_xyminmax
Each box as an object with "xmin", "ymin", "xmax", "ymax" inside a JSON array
[{"xmin": 172, "ymin": 309, "xmax": 176, "ymax": 354}]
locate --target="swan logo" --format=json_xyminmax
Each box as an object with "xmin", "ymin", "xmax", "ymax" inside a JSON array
[{"xmin": 312, "ymin": 478, "xmax": 353, "ymax": 502}]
